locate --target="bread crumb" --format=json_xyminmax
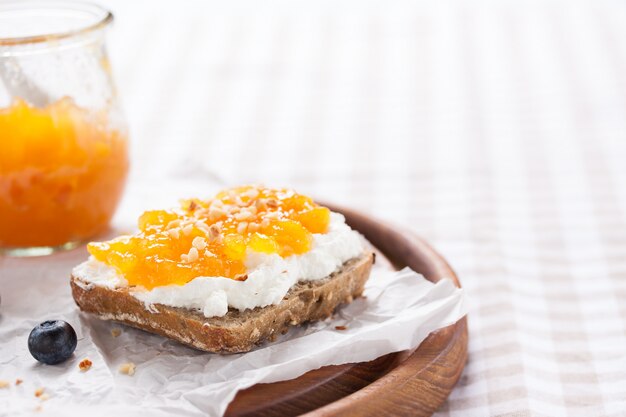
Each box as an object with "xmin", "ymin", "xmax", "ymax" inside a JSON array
[
  {"xmin": 335, "ymin": 325, "xmax": 348, "ymax": 331},
  {"xmin": 34, "ymin": 387, "xmax": 45, "ymax": 397},
  {"xmin": 234, "ymin": 273, "xmax": 248, "ymax": 281},
  {"xmin": 79, "ymin": 358, "xmax": 93, "ymax": 372},
  {"xmin": 39, "ymin": 393, "xmax": 50, "ymax": 401},
  {"xmin": 0, "ymin": 380, "xmax": 9, "ymax": 389},
  {"xmin": 111, "ymin": 328, "xmax": 122, "ymax": 338},
  {"xmin": 119, "ymin": 362, "xmax": 136, "ymax": 376},
  {"xmin": 15, "ymin": 379, "xmax": 23, "ymax": 386}
]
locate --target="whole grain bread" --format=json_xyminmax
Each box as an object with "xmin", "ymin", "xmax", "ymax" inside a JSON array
[{"xmin": 70, "ymin": 252, "xmax": 374, "ymax": 353}]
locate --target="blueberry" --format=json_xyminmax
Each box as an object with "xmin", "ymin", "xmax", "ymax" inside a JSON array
[{"xmin": 28, "ymin": 320, "xmax": 77, "ymax": 365}]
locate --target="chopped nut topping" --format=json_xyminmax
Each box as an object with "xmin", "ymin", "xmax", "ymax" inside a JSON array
[
  {"xmin": 243, "ymin": 188, "xmax": 259, "ymax": 199},
  {"xmin": 247, "ymin": 222, "xmax": 260, "ymax": 233},
  {"xmin": 266, "ymin": 199, "xmax": 278, "ymax": 209},
  {"xmin": 264, "ymin": 211, "xmax": 281, "ymax": 219},
  {"xmin": 0, "ymin": 380, "xmax": 9, "ymax": 389},
  {"xmin": 119, "ymin": 362, "xmax": 136, "ymax": 376},
  {"xmin": 166, "ymin": 220, "xmax": 180, "ymax": 230},
  {"xmin": 34, "ymin": 387, "xmax": 45, "ymax": 397},
  {"xmin": 234, "ymin": 209, "xmax": 252, "ymax": 221},
  {"xmin": 167, "ymin": 228, "xmax": 180, "ymax": 239},
  {"xmin": 208, "ymin": 224, "xmax": 221, "ymax": 240},
  {"xmin": 237, "ymin": 222, "xmax": 248, "ymax": 234},
  {"xmin": 187, "ymin": 200, "xmax": 198, "ymax": 211},
  {"xmin": 209, "ymin": 206, "xmax": 226, "ymax": 221},
  {"xmin": 187, "ymin": 247, "xmax": 199, "ymax": 262},
  {"xmin": 79, "ymin": 358, "xmax": 93, "ymax": 372},
  {"xmin": 192, "ymin": 236, "xmax": 207, "ymax": 250},
  {"xmin": 111, "ymin": 328, "xmax": 122, "ymax": 338},
  {"xmin": 182, "ymin": 223, "xmax": 194, "ymax": 236},
  {"xmin": 255, "ymin": 199, "xmax": 267, "ymax": 211},
  {"xmin": 195, "ymin": 221, "xmax": 209, "ymax": 234}
]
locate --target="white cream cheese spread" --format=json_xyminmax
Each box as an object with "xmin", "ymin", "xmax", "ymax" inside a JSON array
[{"xmin": 73, "ymin": 212, "xmax": 365, "ymax": 317}]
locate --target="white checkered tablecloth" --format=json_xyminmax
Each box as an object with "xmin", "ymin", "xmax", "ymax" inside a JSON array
[{"xmin": 4, "ymin": 0, "xmax": 626, "ymax": 415}]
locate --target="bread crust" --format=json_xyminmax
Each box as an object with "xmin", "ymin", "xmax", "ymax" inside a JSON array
[{"xmin": 70, "ymin": 252, "xmax": 374, "ymax": 353}]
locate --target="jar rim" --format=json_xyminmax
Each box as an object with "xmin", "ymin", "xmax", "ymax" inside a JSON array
[{"xmin": 0, "ymin": 1, "xmax": 113, "ymax": 46}]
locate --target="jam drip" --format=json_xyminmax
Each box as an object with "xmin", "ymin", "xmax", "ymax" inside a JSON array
[{"xmin": 88, "ymin": 186, "xmax": 331, "ymax": 289}]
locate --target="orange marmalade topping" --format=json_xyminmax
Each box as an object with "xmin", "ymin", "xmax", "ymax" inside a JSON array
[
  {"xmin": 0, "ymin": 98, "xmax": 128, "ymax": 247},
  {"xmin": 88, "ymin": 186, "xmax": 331, "ymax": 289}
]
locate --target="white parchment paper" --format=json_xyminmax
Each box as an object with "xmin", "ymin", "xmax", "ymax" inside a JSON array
[{"xmin": 0, "ymin": 248, "xmax": 466, "ymax": 417}]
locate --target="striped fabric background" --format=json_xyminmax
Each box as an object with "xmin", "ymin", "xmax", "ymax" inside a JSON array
[{"xmin": 35, "ymin": 0, "xmax": 626, "ymax": 415}]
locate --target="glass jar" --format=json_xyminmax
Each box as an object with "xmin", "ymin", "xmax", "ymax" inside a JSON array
[{"xmin": 0, "ymin": 1, "xmax": 129, "ymax": 256}]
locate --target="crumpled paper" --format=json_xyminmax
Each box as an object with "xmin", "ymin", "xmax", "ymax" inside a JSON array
[{"xmin": 0, "ymin": 248, "xmax": 466, "ymax": 417}]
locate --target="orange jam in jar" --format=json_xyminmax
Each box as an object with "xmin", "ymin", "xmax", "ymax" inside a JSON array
[
  {"xmin": 88, "ymin": 185, "xmax": 331, "ymax": 289},
  {"xmin": 0, "ymin": 98, "xmax": 129, "ymax": 250}
]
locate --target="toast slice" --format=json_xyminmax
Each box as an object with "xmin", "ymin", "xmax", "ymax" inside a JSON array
[{"xmin": 71, "ymin": 252, "xmax": 374, "ymax": 353}]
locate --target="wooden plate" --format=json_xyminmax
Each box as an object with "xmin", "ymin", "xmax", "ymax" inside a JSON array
[{"xmin": 225, "ymin": 206, "xmax": 468, "ymax": 417}]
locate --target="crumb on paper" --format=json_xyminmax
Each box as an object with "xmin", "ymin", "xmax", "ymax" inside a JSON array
[
  {"xmin": 111, "ymin": 328, "xmax": 122, "ymax": 338},
  {"xmin": 15, "ymin": 379, "xmax": 23, "ymax": 386},
  {"xmin": 0, "ymin": 380, "xmax": 9, "ymax": 389},
  {"xmin": 119, "ymin": 362, "xmax": 136, "ymax": 376},
  {"xmin": 35, "ymin": 405, "xmax": 42, "ymax": 412},
  {"xmin": 34, "ymin": 387, "xmax": 45, "ymax": 397},
  {"xmin": 79, "ymin": 358, "xmax": 93, "ymax": 372},
  {"xmin": 39, "ymin": 393, "xmax": 50, "ymax": 401},
  {"xmin": 335, "ymin": 325, "xmax": 348, "ymax": 331}
]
